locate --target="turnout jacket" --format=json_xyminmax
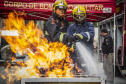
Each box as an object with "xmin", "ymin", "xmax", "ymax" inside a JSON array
[
  {"xmin": 67, "ymin": 20, "xmax": 94, "ymax": 53},
  {"xmin": 45, "ymin": 12, "xmax": 69, "ymax": 44},
  {"xmin": 102, "ymin": 34, "xmax": 113, "ymax": 55}
]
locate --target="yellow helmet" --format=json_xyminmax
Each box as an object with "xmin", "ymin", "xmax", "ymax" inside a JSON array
[
  {"xmin": 53, "ymin": 0, "xmax": 68, "ymax": 13},
  {"xmin": 72, "ymin": 5, "xmax": 86, "ymax": 22}
]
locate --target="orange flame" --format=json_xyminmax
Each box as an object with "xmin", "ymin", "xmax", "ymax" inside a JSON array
[{"xmin": 1, "ymin": 12, "xmax": 73, "ymax": 83}]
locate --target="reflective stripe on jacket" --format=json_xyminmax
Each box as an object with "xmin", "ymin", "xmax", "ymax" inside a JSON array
[{"xmin": 67, "ymin": 20, "xmax": 94, "ymax": 53}]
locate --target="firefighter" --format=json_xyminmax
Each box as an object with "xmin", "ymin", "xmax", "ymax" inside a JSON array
[
  {"xmin": 45, "ymin": 0, "xmax": 75, "ymax": 44},
  {"xmin": 101, "ymin": 29, "xmax": 113, "ymax": 83},
  {"xmin": 67, "ymin": 5, "xmax": 94, "ymax": 74},
  {"xmin": 67, "ymin": 5, "xmax": 94, "ymax": 54}
]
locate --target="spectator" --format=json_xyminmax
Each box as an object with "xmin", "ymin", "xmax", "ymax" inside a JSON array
[{"xmin": 101, "ymin": 29, "xmax": 113, "ymax": 84}]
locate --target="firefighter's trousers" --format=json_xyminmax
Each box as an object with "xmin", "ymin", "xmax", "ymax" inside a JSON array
[{"xmin": 103, "ymin": 53, "xmax": 114, "ymax": 82}]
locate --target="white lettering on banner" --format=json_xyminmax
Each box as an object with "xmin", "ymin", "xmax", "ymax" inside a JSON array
[{"xmin": 4, "ymin": 1, "xmax": 103, "ymax": 11}]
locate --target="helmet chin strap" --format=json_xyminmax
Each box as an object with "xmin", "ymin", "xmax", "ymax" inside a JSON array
[
  {"xmin": 75, "ymin": 19, "xmax": 85, "ymax": 25},
  {"xmin": 55, "ymin": 8, "xmax": 66, "ymax": 20},
  {"xmin": 57, "ymin": 13, "xmax": 65, "ymax": 20},
  {"xmin": 54, "ymin": 13, "xmax": 65, "ymax": 20}
]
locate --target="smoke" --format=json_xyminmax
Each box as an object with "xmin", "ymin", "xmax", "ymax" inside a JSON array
[{"xmin": 76, "ymin": 42, "xmax": 106, "ymax": 79}]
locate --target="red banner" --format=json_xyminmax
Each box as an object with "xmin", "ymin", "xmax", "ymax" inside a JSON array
[
  {"xmin": 0, "ymin": 0, "xmax": 116, "ymax": 13},
  {"xmin": 0, "ymin": 0, "xmax": 116, "ymax": 21}
]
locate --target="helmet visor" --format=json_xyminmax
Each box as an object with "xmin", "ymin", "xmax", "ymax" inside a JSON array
[
  {"xmin": 56, "ymin": 6, "xmax": 67, "ymax": 10},
  {"xmin": 74, "ymin": 13, "xmax": 85, "ymax": 22}
]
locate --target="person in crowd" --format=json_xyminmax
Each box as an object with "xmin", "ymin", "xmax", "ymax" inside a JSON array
[
  {"xmin": 101, "ymin": 29, "xmax": 113, "ymax": 84},
  {"xmin": 45, "ymin": 0, "xmax": 75, "ymax": 44},
  {"xmin": 67, "ymin": 5, "xmax": 94, "ymax": 74}
]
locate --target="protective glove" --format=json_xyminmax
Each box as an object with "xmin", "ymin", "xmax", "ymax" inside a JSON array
[
  {"xmin": 74, "ymin": 33, "xmax": 83, "ymax": 41},
  {"xmin": 67, "ymin": 36, "xmax": 76, "ymax": 43},
  {"xmin": 67, "ymin": 42, "xmax": 76, "ymax": 53},
  {"xmin": 71, "ymin": 42, "xmax": 76, "ymax": 50}
]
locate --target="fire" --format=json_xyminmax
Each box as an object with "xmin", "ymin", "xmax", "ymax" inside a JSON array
[{"xmin": 1, "ymin": 12, "xmax": 73, "ymax": 83}]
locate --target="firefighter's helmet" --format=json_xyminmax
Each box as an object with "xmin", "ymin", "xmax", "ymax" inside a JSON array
[
  {"xmin": 53, "ymin": 0, "xmax": 68, "ymax": 13},
  {"xmin": 72, "ymin": 5, "xmax": 86, "ymax": 22}
]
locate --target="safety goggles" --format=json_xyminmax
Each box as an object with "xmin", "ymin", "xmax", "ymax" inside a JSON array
[{"xmin": 55, "ymin": 6, "xmax": 67, "ymax": 10}]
